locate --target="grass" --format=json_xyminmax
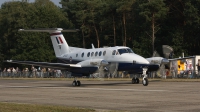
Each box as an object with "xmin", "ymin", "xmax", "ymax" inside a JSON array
[{"xmin": 0, "ymin": 102, "xmax": 95, "ymax": 112}]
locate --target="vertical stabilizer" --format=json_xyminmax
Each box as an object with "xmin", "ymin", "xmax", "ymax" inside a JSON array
[
  {"xmin": 19, "ymin": 28, "xmax": 79, "ymax": 57},
  {"xmin": 50, "ymin": 31, "xmax": 70, "ymax": 56}
]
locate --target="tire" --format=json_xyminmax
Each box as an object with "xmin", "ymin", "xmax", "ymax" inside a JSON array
[
  {"xmin": 72, "ymin": 81, "xmax": 77, "ymax": 86},
  {"xmin": 77, "ymin": 80, "xmax": 81, "ymax": 86},
  {"xmin": 132, "ymin": 78, "xmax": 136, "ymax": 84},
  {"xmin": 135, "ymin": 78, "xmax": 139, "ymax": 84},
  {"xmin": 142, "ymin": 78, "xmax": 148, "ymax": 86}
]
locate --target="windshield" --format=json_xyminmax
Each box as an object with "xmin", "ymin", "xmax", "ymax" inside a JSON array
[
  {"xmin": 127, "ymin": 48, "xmax": 134, "ymax": 53},
  {"xmin": 118, "ymin": 48, "xmax": 134, "ymax": 55}
]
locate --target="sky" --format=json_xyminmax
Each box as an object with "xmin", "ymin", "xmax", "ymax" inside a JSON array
[{"xmin": 0, "ymin": 0, "xmax": 61, "ymax": 7}]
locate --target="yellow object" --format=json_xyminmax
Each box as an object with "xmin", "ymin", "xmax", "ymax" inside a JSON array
[{"xmin": 177, "ymin": 60, "xmax": 185, "ymax": 72}]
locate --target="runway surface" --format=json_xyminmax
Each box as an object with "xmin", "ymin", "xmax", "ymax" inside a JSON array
[{"xmin": 0, "ymin": 79, "xmax": 200, "ymax": 112}]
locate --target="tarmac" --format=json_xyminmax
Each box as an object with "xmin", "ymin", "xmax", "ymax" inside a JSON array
[{"xmin": 0, "ymin": 79, "xmax": 200, "ymax": 112}]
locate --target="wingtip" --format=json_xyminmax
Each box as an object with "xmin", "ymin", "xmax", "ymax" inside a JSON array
[
  {"xmin": 4, "ymin": 60, "xmax": 13, "ymax": 62},
  {"xmin": 70, "ymin": 64, "xmax": 81, "ymax": 67},
  {"xmin": 18, "ymin": 29, "xmax": 24, "ymax": 31}
]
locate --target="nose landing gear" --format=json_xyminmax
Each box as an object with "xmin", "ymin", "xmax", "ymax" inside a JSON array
[{"xmin": 142, "ymin": 68, "xmax": 148, "ymax": 86}]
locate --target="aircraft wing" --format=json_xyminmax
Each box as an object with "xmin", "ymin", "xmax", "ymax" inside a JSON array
[{"xmin": 4, "ymin": 60, "xmax": 81, "ymax": 70}]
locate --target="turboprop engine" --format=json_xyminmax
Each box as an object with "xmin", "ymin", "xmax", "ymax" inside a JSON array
[
  {"xmin": 76, "ymin": 59, "xmax": 118, "ymax": 78},
  {"xmin": 146, "ymin": 57, "xmax": 169, "ymax": 66},
  {"xmin": 146, "ymin": 57, "xmax": 169, "ymax": 78}
]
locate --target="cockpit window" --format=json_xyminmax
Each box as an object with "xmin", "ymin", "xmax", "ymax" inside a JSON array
[
  {"xmin": 118, "ymin": 49, "xmax": 128, "ymax": 55},
  {"xmin": 118, "ymin": 48, "xmax": 134, "ymax": 55},
  {"xmin": 127, "ymin": 48, "xmax": 134, "ymax": 53},
  {"xmin": 112, "ymin": 50, "xmax": 116, "ymax": 55}
]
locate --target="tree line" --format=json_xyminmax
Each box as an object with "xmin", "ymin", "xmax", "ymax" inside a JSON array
[{"xmin": 0, "ymin": 0, "xmax": 200, "ymax": 68}]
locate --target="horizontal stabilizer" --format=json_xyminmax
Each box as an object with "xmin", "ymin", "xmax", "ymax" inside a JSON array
[{"xmin": 4, "ymin": 60, "xmax": 81, "ymax": 69}]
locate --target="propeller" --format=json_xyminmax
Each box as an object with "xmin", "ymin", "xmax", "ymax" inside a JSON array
[
  {"xmin": 93, "ymin": 62, "xmax": 118, "ymax": 78},
  {"xmin": 162, "ymin": 45, "xmax": 174, "ymax": 59},
  {"xmin": 150, "ymin": 45, "xmax": 173, "ymax": 77},
  {"xmin": 153, "ymin": 45, "xmax": 174, "ymax": 59},
  {"xmin": 92, "ymin": 48, "xmax": 119, "ymax": 78}
]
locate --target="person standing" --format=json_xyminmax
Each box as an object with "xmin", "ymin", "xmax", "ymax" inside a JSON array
[
  {"xmin": 56, "ymin": 70, "xmax": 62, "ymax": 78},
  {"xmin": 197, "ymin": 59, "xmax": 200, "ymax": 78},
  {"xmin": 3, "ymin": 68, "xmax": 6, "ymax": 77},
  {"xmin": 0, "ymin": 68, "xmax": 2, "ymax": 77},
  {"xmin": 7, "ymin": 68, "xmax": 11, "ymax": 77}
]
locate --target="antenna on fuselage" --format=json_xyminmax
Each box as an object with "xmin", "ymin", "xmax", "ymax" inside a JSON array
[{"xmin": 92, "ymin": 44, "xmax": 95, "ymax": 49}]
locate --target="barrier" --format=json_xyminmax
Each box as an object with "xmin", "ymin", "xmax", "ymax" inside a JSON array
[
  {"xmin": 147, "ymin": 70, "xmax": 200, "ymax": 79},
  {"xmin": 0, "ymin": 71, "xmax": 64, "ymax": 78},
  {"xmin": 0, "ymin": 70, "xmax": 200, "ymax": 79}
]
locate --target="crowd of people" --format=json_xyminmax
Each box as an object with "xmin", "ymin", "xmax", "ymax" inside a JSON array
[
  {"xmin": 1, "ymin": 60, "xmax": 200, "ymax": 79},
  {"xmin": 0, "ymin": 66, "xmax": 63, "ymax": 78}
]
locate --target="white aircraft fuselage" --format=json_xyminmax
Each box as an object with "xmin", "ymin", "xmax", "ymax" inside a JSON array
[{"xmin": 56, "ymin": 46, "xmax": 154, "ymax": 74}]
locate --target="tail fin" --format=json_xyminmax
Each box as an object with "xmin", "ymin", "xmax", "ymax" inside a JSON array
[{"xmin": 19, "ymin": 28, "xmax": 79, "ymax": 57}]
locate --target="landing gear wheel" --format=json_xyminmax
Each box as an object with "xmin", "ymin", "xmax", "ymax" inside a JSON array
[
  {"xmin": 77, "ymin": 80, "xmax": 81, "ymax": 86},
  {"xmin": 132, "ymin": 78, "xmax": 136, "ymax": 84},
  {"xmin": 135, "ymin": 78, "xmax": 139, "ymax": 84},
  {"xmin": 142, "ymin": 78, "xmax": 148, "ymax": 86},
  {"xmin": 132, "ymin": 78, "xmax": 139, "ymax": 84},
  {"xmin": 72, "ymin": 81, "xmax": 77, "ymax": 86}
]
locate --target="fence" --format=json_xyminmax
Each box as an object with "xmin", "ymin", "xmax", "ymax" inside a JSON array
[
  {"xmin": 0, "ymin": 70, "xmax": 200, "ymax": 79},
  {"xmin": 0, "ymin": 71, "xmax": 71, "ymax": 78},
  {"xmin": 148, "ymin": 70, "xmax": 200, "ymax": 79}
]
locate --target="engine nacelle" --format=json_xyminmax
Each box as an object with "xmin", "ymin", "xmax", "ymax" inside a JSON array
[
  {"xmin": 76, "ymin": 59, "xmax": 109, "ymax": 67},
  {"xmin": 146, "ymin": 57, "xmax": 169, "ymax": 66}
]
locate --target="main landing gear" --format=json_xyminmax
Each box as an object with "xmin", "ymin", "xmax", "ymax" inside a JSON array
[
  {"xmin": 72, "ymin": 77, "xmax": 81, "ymax": 86},
  {"xmin": 132, "ymin": 75, "xmax": 140, "ymax": 84},
  {"xmin": 131, "ymin": 68, "xmax": 149, "ymax": 86}
]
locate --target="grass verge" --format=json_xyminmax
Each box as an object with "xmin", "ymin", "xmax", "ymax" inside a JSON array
[{"xmin": 0, "ymin": 102, "xmax": 95, "ymax": 112}]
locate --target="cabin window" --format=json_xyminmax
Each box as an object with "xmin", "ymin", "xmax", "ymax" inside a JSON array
[
  {"xmin": 91, "ymin": 52, "xmax": 94, "ymax": 57},
  {"xmin": 112, "ymin": 50, "xmax": 116, "ymax": 55},
  {"xmin": 76, "ymin": 54, "xmax": 78, "ymax": 57},
  {"xmin": 95, "ymin": 51, "xmax": 98, "ymax": 56},
  {"xmin": 81, "ymin": 52, "xmax": 84, "ymax": 57},
  {"xmin": 87, "ymin": 52, "xmax": 90, "ymax": 57},
  {"xmin": 103, "ymin": 51, "xmax": 106, "ymax": 56},
  {"xmin": 99, "ymin": 51, "xmax": 102, "ymax": 56}
]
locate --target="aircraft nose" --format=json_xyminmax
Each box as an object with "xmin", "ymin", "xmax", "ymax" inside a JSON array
[{"xmin": 137, "ymin": 55, "xmax": 150, "ymax": 64}]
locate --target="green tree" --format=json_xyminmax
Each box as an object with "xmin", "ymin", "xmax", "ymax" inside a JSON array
[
  {"xmin": 0, "ymin": 0, "xmax": 73, "ymax": 67},
  {"xmin": 100, "ymin": 0, "xmax": 121, "ymax": 46},
  {"xmin": 139, "ymin": 0, "xmax": 168, "ymax": 54},
  {"xmin": 183, "ymin": 1, "xmax": 200, "ymax": 55},
  {"xmin": 0, "ymin": 1, "xmax": 29, "ymax": 61},
  {"xmin": 62, "ymin": 0, "xmax": 91, "ymax": 48},
  {"xmin": 116, "ymin": 0, "xmax": 135, "ymax": 46}
]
